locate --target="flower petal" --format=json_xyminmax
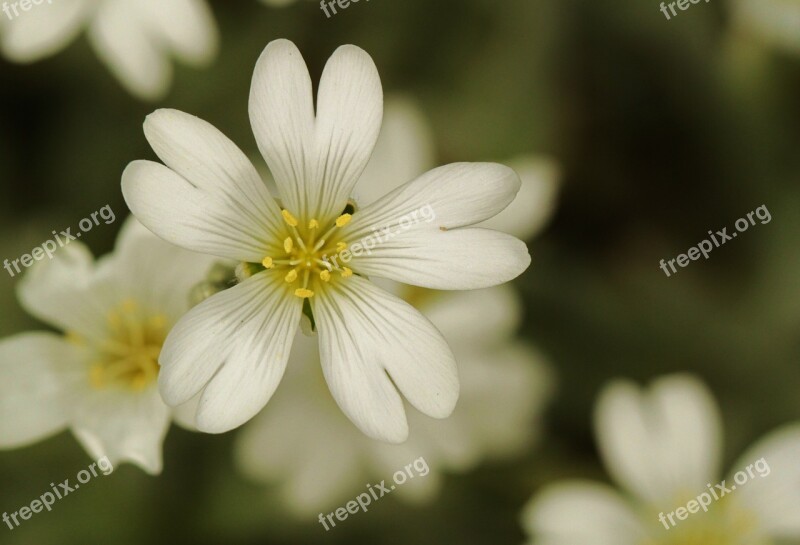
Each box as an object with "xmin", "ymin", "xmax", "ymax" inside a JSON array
[
  {"xmin": 732, "ymin": 424, "xmax": 800, "ymax": 539},
  {"xmin": 17, "ymin": 242, "xmax": 109, "ymax": 339},
  {"xmin": 158, "ymin": 271, "xmax": 302, "ymax": 433},
  {"xmin": 423, "ymin": 285, "xmax": 522, "ymax": 347},
  {"xmin": 249, "ymin": 40, "xmax": 382, "ymax": 219},
  {"xmin": 354, "ymin": 97, "xmax": 435, "ymax": 207},
  {"xmin": 480, "ymin": 156, "xmax": 560, "ymax": 241},
  {"xmin": 0, "ymin": 333, "xmax": 83, "ymax": 448},
  {"xmin": 87, "ymin": 1, "xmax": 172, "ymax": 100},
  {"xmin": 0, "ymin": 0, "xmax": 92, "ymax": 63},
  {"xmin": 350, "ymin": 227, "xmax": 531, "ymax": 290},
  {"xmin": 122, "ymin": 158, "xmax": 276, "ymax": 262},
  {"xmin": 248, "ymin": 39, "xmax": 315, "ymax": 216},
  {"xmin": 311, "ymin": 44, "xmax": 383, "ymax": 219},
  {"xmin": 348, "ymin": 162, "xmax": 521, "ymax": 236},
  {"xmin": 71, "ymin": 386, "xmax": 171, "ymax": 475},
  {"xmin": 137, "ymin": 0, "xmax": 218, "ymax": 65},
  {"xmin": 312, "ymin": 276, "xmax": 458, "ymax": 443},
  {"xmin": 521, "ymin": 482, "xmax": 645, "ymax": 545},
  {"xmin": 594, "ymin": 374, "xmax": 723, "ymax": 504}
]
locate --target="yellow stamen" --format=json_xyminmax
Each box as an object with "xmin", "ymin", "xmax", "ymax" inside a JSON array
[
  {"xmin": 336, "ymin": 241, "xmax": 348, "ymax": 252},
  {"xmin": 262, "ymin": 256, "xmax": 274, "ymax": 269},
  {"xmin": 294, "ymin": 288, "xmax": 315, "ymax": 299},
  {"xmin": 284, "ymin": 269, "xmax": 298, "ymax": 283},
  {"xmin": 308, "ymin": 219, "xmax": 320, "ymax": 229},
  {"xmin": 335, "ymin": 214, "xmax": 352, "ymax": 227},
  {"xmin": 320, "ymin": 270, "xmax": 331, "ymax": 282},
  {"xmin": 281, "ymin": 210, "xmax": 299, "ymax": 227},
  {"xmin": 341, "ymin": 267, "xmax": 353, "ymax": 278},
  {"xmin": 284, "ymin": 237, "xmax": 294, "ymax": 253}
]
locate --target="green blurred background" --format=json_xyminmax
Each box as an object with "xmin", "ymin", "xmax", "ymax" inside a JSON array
[{"xmin": 1, "ymin": 0, "xmax": 799, "ymax": 543}]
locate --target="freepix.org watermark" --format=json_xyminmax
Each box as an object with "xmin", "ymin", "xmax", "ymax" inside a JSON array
[
  {"xmin": 3, "ymin": 456, "xmax": 114, "ymax": 531},
  {"xmin": 319, "ymin": 0, "xmax": 369, "ymax": 19},
  {"xmin": 658, "ymin": 457, "xmax": 770, "ymax": 530},
  {"xmin": 322, "ymin": 204, "xmax": 435, "ymax": 271},
  {"xmin": 659, "ymin": 204, "xmax": 771, "ymax": 278},
  {"xmin": 3, "ymin": 205, "xmax": 116, "ymax": 278},
  {"xmin": 2, "ymin": 0, "xmax": 55, "ymax": 21},
  {"xmin": 659, "ymin": 0, "xmax": 712, "ymax": 21},
  {"xmin": 317, "ymin": 456, "xmax": 430, "ymax": 531}
]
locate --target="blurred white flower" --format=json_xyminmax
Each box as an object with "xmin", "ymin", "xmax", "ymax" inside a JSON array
[
  {"xmin": 121, "ymin": 39, "xmax": 531, "ymax": 442},
  {"xmin": 521, "ymin": 374, "xmax": 800, "ymax": 545},
  {"xmin": 731, "ymin": 0, "xmax": 800, "ymax": 54},
  {"xmin": 0, "ymin": 0, "xmax": 218, "ymax": 100},
  {"xmin": 0, "ymin": 217, "xmax": 218, "ymax": 474},
  {"xmin": 234, "ymin": 97, "xmax": 558, "ymax": 514}
]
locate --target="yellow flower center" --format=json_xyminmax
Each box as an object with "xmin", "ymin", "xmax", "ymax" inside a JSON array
[
  {"xmin": 261, "ymin": 209, "xmax": 356, "ymax": 299},
  {"xmin": 68, "ymin": 299, "xmax": 168, "ymax": 391}
]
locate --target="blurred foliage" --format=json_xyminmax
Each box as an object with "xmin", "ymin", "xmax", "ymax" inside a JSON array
[{"xmin": 1, "ymin": 0, "xmax": 799, "ymax": 543}]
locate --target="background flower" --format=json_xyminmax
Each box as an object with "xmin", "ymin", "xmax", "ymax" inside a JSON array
[
  {"xmin": 0, "ymin": 0, "xmax": 218, "ymax": 100},
  {"xmin": 521, "ymin": 374, "xmax": 800, "ymax": 545},
  {"xmin": 0, "ymin": 217, "xmax": 219, "ymax": 473},
  {"xmin": 730, "ymin": 0, "xmax": 800, "ymax": 54}
]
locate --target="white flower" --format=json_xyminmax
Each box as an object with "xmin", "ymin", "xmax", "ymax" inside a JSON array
[
  {"xmin": 521, "ymin": 374, "xmax": 800, "ymax": 545},
  {"xmin": 0, "ymin": 0, "xmax": 218, "ymax": 100},
  {"xmin": 121, "ymin": 39, "xmax": 531, "ymax": 443},
  {"xmin": 730, "ymin": 0, "xmax": 800, "ymax": 54},
  {"xmin": 0, "ymin": 217, "xmax": 218, "ymax": 473},
  {"xmin": 232, "ymin": 97, "xmax": 557, "ymax": 513}
]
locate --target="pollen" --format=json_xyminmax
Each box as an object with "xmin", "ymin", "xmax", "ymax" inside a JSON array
[
  {"xmin": 284, "ymin": 237, "xmax": 294, "ymax": 253},
  {"xmin": 336, "ymin": 241, "xmax": 348, "ymax": 252},
  {"xmin": 281, "ymin": 209, "xmax": 299, "ymax": 227},
  {"xmin": 319, "ymin": 270, "xmax": 331, "ymax": 282},
  {"xmin": 308, "ymin": 219, "xmax": 320, "ymax": 229},
  {"xmin": 335, "ymin": 214, "xmax": 352, "ymax": 227},
  {"xmin": 294, "ymin": 288, "xmax": 315, "ymax": 298},
  {"xmin": 285, "ymin": 269, "xmax": 298, "ymax": 283},
  {"xmin": 341, "ymin": 267, "xmax": 353, "ymax": 278},
  {"xmin": 262, "ymin": 256, "xmax": 274, "ymax": 269}
]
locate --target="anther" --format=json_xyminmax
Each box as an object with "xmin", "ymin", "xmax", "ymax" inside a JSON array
[
  {"xmin": 294, "ymin": 288, "xmax": 315, "ymax": 299},
  {"xmin": 320, "ymin": 270, "xmax": 331, "ymax": 282},
  {"xmin": 285, "ymin": 270, "xmax": 298, "ymax": 283},
  {"xmin": 262, "ymin": 256, "xmax": 275, "ymax": 269},
  {"xmin": 284, "ymin": 237, "xmax": 294, "ymax": 253},
  {"xmin": 341, "ymin": 267, "xmax": 353, "ymax": 278},
  {"xmin": 335, "ymin": 214, "xmax": 352, "ymax": 227},
  {"xmin": 281, "ymin": 210, "xmax": 299, "ymax": 227}
]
